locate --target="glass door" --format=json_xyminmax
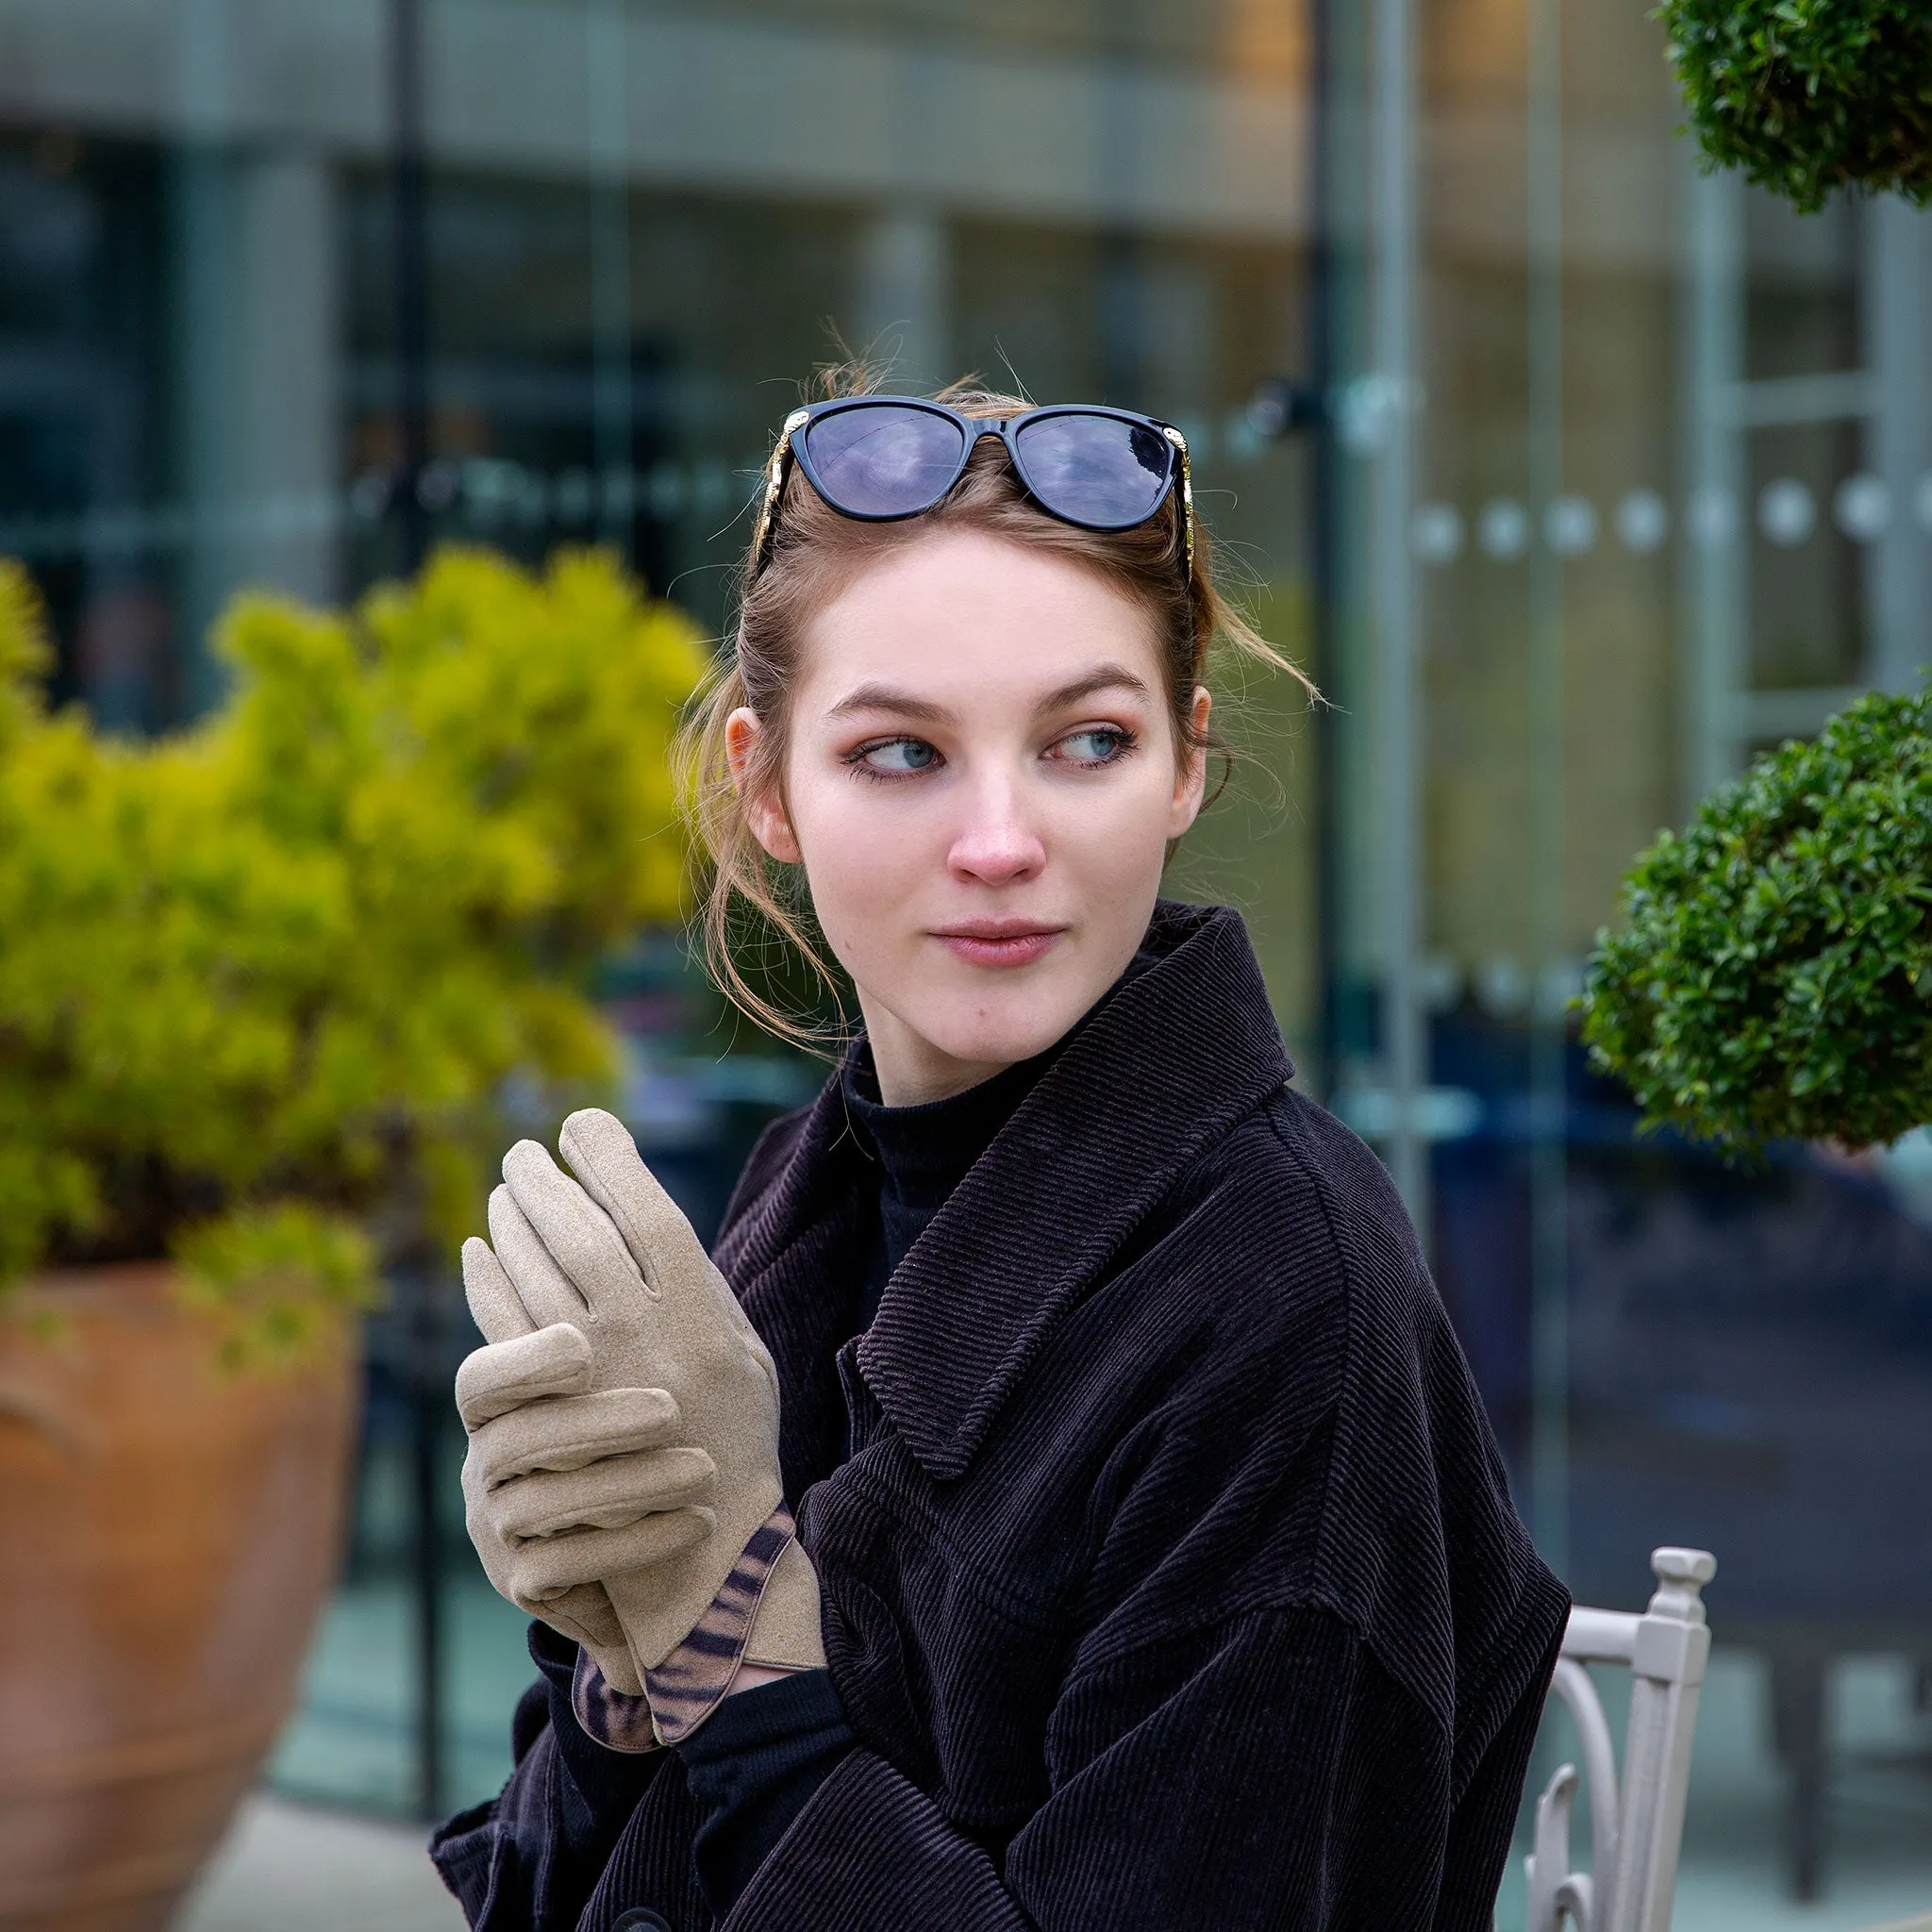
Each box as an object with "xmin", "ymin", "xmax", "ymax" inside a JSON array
[{"xmin": 1326, "ymin": 0, "xmax": 1932, "ymax": 1918}]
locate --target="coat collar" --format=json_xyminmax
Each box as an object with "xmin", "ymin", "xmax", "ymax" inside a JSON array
[{"xmin": 737, "ymin": 903, "xmax": 1292, "ymax": 1483}]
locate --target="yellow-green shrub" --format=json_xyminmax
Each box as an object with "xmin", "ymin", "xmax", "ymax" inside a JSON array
[{"xmin": 0, "ymin": 547, "xmax": 706, "ymax": 1357}]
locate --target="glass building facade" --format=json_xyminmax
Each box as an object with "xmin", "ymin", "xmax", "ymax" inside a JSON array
[{"xmin": 2, "ymin": 1, "xmax": 1929, "ymax": 1923}]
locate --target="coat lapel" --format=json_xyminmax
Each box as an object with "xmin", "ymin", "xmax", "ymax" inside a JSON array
[
  {"xmin": 857, "ymin": 903, "xmax": 1291, "ymax": 1480},
  {"xmin": 727, "ymin": 1081, "xmax": 878, "ymax": 1496},
  {"xmin": 724, "ymin": 903, "xmax": 1292, "ymax": 1488}
]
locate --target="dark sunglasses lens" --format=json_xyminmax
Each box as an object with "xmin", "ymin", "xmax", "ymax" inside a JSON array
[
  {"xmin": 804, "ymin": 406, "xmax": 967, "ymax": 516},
  {"xmin": 1012, "ymin": 414, "xmax": 1173, "ymax": 526}
]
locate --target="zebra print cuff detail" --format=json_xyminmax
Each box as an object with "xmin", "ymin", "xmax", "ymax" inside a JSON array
[
  {"xmin": 571, "ymin": 1646, "xmax": 659, "ymax": 1755},
  {"xmin": 565, "ymin": 1503, "xmax": 801, "ymax": 1754},
  {"xmin": 643, "ymin": 1503, "xmax": 798, "ymax": 1746}
]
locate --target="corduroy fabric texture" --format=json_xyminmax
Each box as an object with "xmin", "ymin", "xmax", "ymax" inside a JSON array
[
  {"xmin": 432, "ymin": 902, "xmax": 1569, "ymax": 1932},
  {"xmin": 533, "ymin": 1626, "xmax": 662, "ymax": 1879}
]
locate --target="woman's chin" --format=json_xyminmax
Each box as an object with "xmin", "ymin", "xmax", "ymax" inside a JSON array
[{"xmin": 912, "ymin": 1000, "xmax": 1092, "ymax": 1076}]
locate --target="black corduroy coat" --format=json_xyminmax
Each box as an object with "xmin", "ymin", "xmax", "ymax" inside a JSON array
[{"xmin": 433, "ymin": 902, "xmax": 1569, "ymax": 1931}]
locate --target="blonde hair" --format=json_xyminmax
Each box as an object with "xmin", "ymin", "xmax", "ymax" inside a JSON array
[{"xmin": 677, "ymin": 373, "xmax": 1312, "ymax": 1045}]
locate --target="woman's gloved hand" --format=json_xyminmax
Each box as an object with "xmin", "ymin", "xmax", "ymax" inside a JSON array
[
  {"xmin": 457, "ymin": 1108, "xmax": 825, "ymax": 1728},
  {"xmin": 457, "ymin": 1272, "xmax": 714, "ymax": 1694}
]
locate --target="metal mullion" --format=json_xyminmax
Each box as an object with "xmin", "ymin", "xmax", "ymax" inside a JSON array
[
  {"xmin": 1369, "ymin": 0, "xmax": 1425, "ymax": 1231},
  {"xmin": 1525, "ymin": 0, "xmax": 1568, "ymax": 1579}
]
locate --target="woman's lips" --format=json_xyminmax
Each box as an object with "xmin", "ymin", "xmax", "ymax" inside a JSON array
[{"xmin": 929, "ymin": 924, "xmax": 1065, "ymax": 969}]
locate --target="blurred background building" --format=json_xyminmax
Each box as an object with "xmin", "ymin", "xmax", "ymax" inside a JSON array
[{"xmin": 1, "ymin": 1, "xmax": 1929, "ymax": 1925}]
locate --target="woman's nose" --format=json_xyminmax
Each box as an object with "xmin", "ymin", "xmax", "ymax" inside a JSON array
[{"xmin": 946, "ymin": 784, "xmax": 1046, "ymax": 886}]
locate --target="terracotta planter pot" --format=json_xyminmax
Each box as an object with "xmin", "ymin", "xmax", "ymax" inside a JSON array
[{"xmin": 0, "ymin": 1263, "xmax": 360, "ymax": 1932}]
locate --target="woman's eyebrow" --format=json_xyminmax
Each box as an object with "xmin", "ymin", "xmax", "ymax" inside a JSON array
[
  {"xmin": 1035, "ymin": 663, "xmax": 1152, "ymax": 713},
  {"xmin": 824, "ymin": 682, "xmax": 952, "ymax": 724},
  {"xmin": 824, "ymin": 662, "xmax": 1150, "ymax": 724}
]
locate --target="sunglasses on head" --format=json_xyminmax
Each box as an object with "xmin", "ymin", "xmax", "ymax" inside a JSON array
[{"xmin": 749, "ymin": 395, "xmax": 1196, "ymax": 586}]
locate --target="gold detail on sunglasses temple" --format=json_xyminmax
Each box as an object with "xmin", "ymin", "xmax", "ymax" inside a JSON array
[
  {"xmin": 1161, "ymin": 423, "xmax": 1196, "ymax": 585},
  {"xmin": 747, "ymin": 408, "xmax": 1195, "ymax": 587},
  {"xmin": 747, "ymin": 407, "xmax": 812, "ymax": 579}
]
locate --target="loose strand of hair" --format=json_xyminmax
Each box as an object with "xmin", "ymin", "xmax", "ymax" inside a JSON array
[{"xmin": 677, "ymin": 658, "xmax": 851, "ymax": 1053}]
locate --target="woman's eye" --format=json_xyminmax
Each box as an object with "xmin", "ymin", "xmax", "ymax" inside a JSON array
[
  {"xmin": 1051, "ymin": 727, "xmax": 1133, "ymax": 765},
  {"xmin": 853, "ymin": 737, "xmax": 940, "ymax": 775}
]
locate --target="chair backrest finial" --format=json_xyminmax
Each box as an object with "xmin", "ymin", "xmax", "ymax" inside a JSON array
[
  {"xmin": 1524, "ymin": 1547, "xmax": 1717, "ymax": 1932},
  {"xmin": 1647, "ymin": 1547, "xmax": 1716, "ymax": 1625}
]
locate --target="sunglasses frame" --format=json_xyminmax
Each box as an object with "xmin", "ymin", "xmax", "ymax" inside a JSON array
[{"xmin": 749, "ymin": 395, "xmax": 1195, "ymax": 586}]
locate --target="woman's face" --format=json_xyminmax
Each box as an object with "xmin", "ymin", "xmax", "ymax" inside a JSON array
[{"xmin": 728, "ymin": 527, "xmax": 1210, "ymax": 1106}]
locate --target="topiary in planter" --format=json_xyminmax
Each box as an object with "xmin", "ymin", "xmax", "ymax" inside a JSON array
[
  {"xmin": 0, "ymin": 544, "xmax": 706, "ymax": 1362},
  {"xmin": 1580, "ymin": 684, "xmax": 1932, "ymax": 1153},
  {"xmin": 1657, "ymin": 0, "xmax": 1932, "ymax": 213}
]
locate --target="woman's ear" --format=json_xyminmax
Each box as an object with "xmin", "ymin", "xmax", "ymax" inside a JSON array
[
  {"xmin": 724, "ymin": 707, "xmax": 803, "ymax": 863},
  {"xmin": 1167, "ymin": 684, "xmax": 1214, "ymax": 838}
]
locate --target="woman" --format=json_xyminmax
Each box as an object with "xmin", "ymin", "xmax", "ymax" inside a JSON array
[{"xmin": 433, "ymin": 384, "xmax": 1568, "ymax": 1932}]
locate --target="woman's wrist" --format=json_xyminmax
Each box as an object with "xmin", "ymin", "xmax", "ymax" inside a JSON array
[{"xmin": 727, "ymin": 1660, "xmax": 806, "ymax": 1696}]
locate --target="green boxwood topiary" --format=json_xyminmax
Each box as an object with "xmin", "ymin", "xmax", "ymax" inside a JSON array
[
  {"xmin": 1657, "ymin": 0, "xmax": 1932, "ymax": 213},
  {"xmin": 1581, "ymin": 684, "xmax": 1932, "ymax": 1153}
]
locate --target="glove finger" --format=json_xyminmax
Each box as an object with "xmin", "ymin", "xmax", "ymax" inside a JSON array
[
  {"xmin": 489, "ymin": 1181, "xmax": 590, "ymax": 1328},
  {"xmin": 504, "ymin": 1137, "xmax": 648, "ymax": 1318},
  {"xmin": 559, "ymin": 1109, "xmax": 773, "ymax": 1385},
  {"xmin": 462, "ymin": 1237, "xmax": 534, "ymax": 1345},
  {"xmin": 558, "ymin": 1108, "xmax": 708, "ymax": 1298},
  {"xmin": 508, "ymin": 1505, "xmax": 717, "ymax": 1598},
  {"xmin": 456, "ymin": 1324, "xmax": 594, "ymax": 1431},
  {"xmin": 497, "ymin": 1446, "xmax": 717, "ymax": 1542},
  {"xmin": 471, "ymin": 1386, "xmax": 686, "ymax": 1488},
  {"xmin": 544, "ymin": 1591, "xmax": 648, "ymax": 1694},
  {"xmin": 527, "ymin": 1591, "xmax": 635, "ymax": 1693},
  {"xmin": 542, "ymin": 1581, "xmax": 626, "ymax": 1657}
]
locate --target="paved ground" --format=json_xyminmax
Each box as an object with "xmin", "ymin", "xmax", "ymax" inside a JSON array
[{"xmin": 174, "ymin": 1793, "xmax": 464, "ymax": 1932}]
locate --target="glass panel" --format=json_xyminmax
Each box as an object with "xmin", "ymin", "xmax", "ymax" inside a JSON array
[{"xmin": 1328, "ymin": 0, "xmax": 1932, "ymax": 1920}]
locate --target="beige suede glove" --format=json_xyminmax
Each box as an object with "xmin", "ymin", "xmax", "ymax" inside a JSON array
[
  {"xmin": 459, "ymin": 1108, "xmax": 824, "ymax": 1730},
  {"xmin": 458, "ymin": 1270, "xmax": 715, "ymax": 1695}
]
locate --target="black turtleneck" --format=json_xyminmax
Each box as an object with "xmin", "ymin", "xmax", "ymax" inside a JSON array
[{"xmin": 840, "ymin": 1044, "xmax": 1058, "ymax": 1339}]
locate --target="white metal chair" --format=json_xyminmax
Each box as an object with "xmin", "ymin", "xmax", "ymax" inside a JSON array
[{"xmin": 1522, "ymin": 1546, "xmax": 1718, "ymax": 1932}]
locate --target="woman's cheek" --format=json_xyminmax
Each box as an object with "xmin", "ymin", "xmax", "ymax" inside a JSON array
[
  {"xmin": 1067, "ymin": 771, "xmax": 1172, "ymax": 902},
  {"xmin": 796, "ymin": 784, "xmax": 924, "ymax": 962}
]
